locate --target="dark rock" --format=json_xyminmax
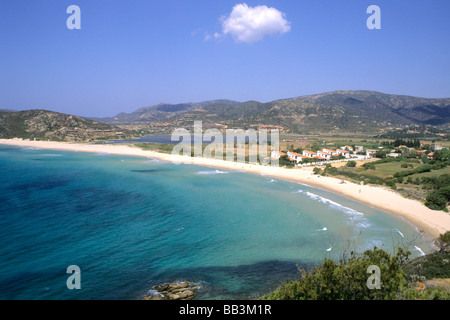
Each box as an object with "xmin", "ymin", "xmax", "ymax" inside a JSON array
[{"xmin": 142, "ymin": 281, "xmax": 199, "ymax": 300}]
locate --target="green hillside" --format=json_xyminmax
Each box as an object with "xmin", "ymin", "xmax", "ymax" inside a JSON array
[{"xmin": 0, "ymin": 109, "xmax": 134, "ymax": 142}]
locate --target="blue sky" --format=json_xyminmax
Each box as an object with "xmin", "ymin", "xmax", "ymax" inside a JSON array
[{"xmin": 0, "ymin": 0, "xmax": 449, "ymax": 117}]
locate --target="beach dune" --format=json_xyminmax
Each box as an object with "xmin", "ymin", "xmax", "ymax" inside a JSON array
[{"xmin": 1, "ymin": 138, "xmax": 450, "ymax": 238}]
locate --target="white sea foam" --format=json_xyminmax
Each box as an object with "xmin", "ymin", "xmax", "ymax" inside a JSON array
[
  {"xmin": 305, "ymin": 191, "xmax": 364, "ymax": 216},
  {"xmin": 146, "ymin": 289, "xmax": 163, "ymax": 297},
  {"xmin": 317, "ymin": 227, "xmax": 327, "ymax": 231},
  {"xmin": 414, "ymin": 246, "xmax": 426, "ymax": 256},
  {"xmin": 295, "ymin": 189, "xmax": 370, "ymax": 228},
  {"xmin": 395, "ymin": 229, "xmax": 404, "ymax": 238},
  {"xmin": 197, "ymin": 170, "xmax": 228, "ymax": 175}
]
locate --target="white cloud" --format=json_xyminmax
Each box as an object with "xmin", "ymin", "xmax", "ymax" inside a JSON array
[{"xmin": 215, "ymin": 3, "xmax": 291, "ymax": 44}]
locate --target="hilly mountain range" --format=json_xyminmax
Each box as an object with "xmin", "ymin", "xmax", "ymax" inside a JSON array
[
  {"xmin": 0, "ymin": 109, "xmax": 134, "ymax": 142},
  {"xmin": 91, "ymin": 91, "xmax": 450, "ymax": 133},
  {"xmin": 90, "ymin": 99, "xmax": 241, "ymax": 124},
  {"xmin": 1, "ymin": 91, "xmax": 449, "ymax": 140}
]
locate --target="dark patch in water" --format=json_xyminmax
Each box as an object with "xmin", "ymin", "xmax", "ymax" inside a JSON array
[
  {"xmin": 10, "ymin": 179, "xmax": 71, "ymax": 192},
  {"xmin": 147, "ymin": 260, "xmax": 313, "ymax": 300},
  {"xmin": 70, "ymin": 186, "xmax": 147, "ymax": 214},
  {"xmin": 0, "ymin": 266, "xmax": 67, "ymax": 299},
  {"xmin": 31, "ymin": 159, "xmax": 43, "ymax": 161},
  {"xmin": 0, "ymin": 147, "xmax": 19, "ymax": 152},
  {"xmin": 131, "ymin": 170, "xmax": 158, "ymax": 173}
]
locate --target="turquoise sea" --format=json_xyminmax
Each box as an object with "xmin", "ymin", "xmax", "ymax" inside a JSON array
[{"xmin": 0, "ymin": 145, "xmax": 434, "ymax": 299}]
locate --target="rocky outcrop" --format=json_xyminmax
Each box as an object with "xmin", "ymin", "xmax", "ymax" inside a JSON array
[{"xmin": 143, "ymin": 281, "xmax": 199, "ymax": 300}]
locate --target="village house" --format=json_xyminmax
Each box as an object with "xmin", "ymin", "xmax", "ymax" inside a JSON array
[
  {"xmin": 271, "ymin": 151, "xmax": 286, "ymax": 159},
  {"xmin": 341, "ymin": 145, "xmax": 354, "ymax": 152},
  {"xmin": 336, "ymin": 148, "xmax": 350, "ymax": 158},
  {"xmin": 366, "ymin": 149, "xmax": 377, "ymax": 157},
  {"xmin": 302, "ymin": 150, "xmax": 317, "ymax": 158},
  {"xmin": 322, "ymin": 148, "xmax": 339, "ymax": 156},
  {"xmin": 387, "ymin": 153, "xmax": 400, "ymax": 158},
  {"xmin": 316, "ymin": 150, "xmax": 332, "ymax": 160},
  {"xmin": 415, "ymin": 150, "xmax": 427, "ymax": 155},
  {"xmin": 287, "ymin": 151, "xmax": 303, "ymax": 163}
]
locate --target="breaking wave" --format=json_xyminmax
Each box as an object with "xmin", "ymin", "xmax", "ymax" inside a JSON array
[
  {"xmin": 295, "ymin": 189, "xmax": 370, "ymax": 228},
  {"xmin": 196, "ymin": 170, "xmax": 228, "ymax": 175}
]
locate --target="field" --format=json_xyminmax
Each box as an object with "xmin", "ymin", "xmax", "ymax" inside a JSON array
[
  {"xmin": 354, "ymin": 161, "xmax": 422, "ymax": 179},
  {"xmin": 407, "ymin": 166, "xmax": 450, "ymax": 179}
]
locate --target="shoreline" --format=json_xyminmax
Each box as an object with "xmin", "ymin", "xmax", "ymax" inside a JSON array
[{"xmin": 1, "ymin": 138, "xmax": 450, "ymax": 239}]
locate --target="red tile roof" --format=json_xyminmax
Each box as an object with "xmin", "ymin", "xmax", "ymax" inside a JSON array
[{"xmin": 289, "ymin": 152, "xmax": 302, "ymax": 156}]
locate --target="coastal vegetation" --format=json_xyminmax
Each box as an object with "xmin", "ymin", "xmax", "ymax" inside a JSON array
[
  {"xmin": 262, "ymin": 232, "xmax": 450, "ymax": 300},
  {"xmin": 313, "ymin": 152, "xmax": 450, "ymax": 211}
]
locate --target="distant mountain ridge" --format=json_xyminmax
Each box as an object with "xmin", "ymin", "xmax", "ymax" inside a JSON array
[
  {"xmin": 289, "ymin": 90, "xmax": 450, "ymax": 126},
  {"xmin": 90, "ymin": 91, "xmax": 450, "ymax": 133},
  {"xmin": 3, "ymin": 91, "xmax": 449, "ymax": 137},
  {"xmin": 89, "ymin": 99, "xmax": 241, "ymax": 124}
]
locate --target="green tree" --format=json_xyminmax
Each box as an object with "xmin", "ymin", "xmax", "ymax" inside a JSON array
[
  {"xmin": 279, "ymin": 155, "xmax": 294, "ymax": 168},
  {"xmin": 347, "ymin": 160, "xmax": 357, "ymax": 167},
  {"xmin": 425, "ymin": 190, "xmax": 448, "ymax": 210},
  {"xmin": 261, "ymin": 248, "xmax": 409, "ymax": 300},
  {"xmin": 375, "ymin": 150, "xmax": 387, "ymax": 158}
]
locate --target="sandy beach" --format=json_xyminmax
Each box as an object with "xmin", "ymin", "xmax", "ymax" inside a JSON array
[{"xmin": 1, "ymin": 138, "xmax": 450, "ymax": 239}]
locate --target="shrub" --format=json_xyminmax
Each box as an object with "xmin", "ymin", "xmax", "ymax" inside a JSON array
[
  {"xmin": 261, "ymin": 248, "xmax": 409, "ymax": 300},
  {"xmin": 385, "ymin": 179, "xmax": 397, "ymax": 190},
  {"xmin": 363, "ymin": 163, "xmax": 376, "ymax": 170},
  {"xmin": 425, "ymin": 190, "xmax": 448, "ymax": 210},
  {"xmin": 347, "ymin": 160, "xmax": 357, "ymax": 167}
]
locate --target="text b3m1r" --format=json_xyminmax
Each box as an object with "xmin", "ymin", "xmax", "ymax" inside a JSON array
[{"xmin": 180, "ymin": 304, "xmax": 272, "ymax": 317}]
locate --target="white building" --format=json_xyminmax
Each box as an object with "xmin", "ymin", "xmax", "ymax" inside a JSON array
[
  {"xmin": 302, "ymin": 150, "xmax": 317, "ymax": 158},
  {"xmin": 271, "ymin": 151, "xmax": 286, "ymax": 159},
  {"xmin": 336, "ymin": 149, "xmax": 350, "ymax": 158},
  {"xmin": 366, "ymin": 149, "xmax": 377, "ymax": 157},
  {"xmin": 316, "ymin": 150, "xmax": 332, "ymax": 160},
  {"xmin": 341, "ymin": 145, "xmax": 354, "ymax": 152},
  {"xmin": 287, "ymin": 152, "xmax": 303, "ymax": 163}
]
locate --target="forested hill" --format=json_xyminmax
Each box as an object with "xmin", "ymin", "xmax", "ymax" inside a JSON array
[
  {"xmin": 0, "ymin": 109, "xmax": 133, "ymax": 142},
  {"xmin": 93, "ymin": 91, "xmax": 450, "ymax": 133}
]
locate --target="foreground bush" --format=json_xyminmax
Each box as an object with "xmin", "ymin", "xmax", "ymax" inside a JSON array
[{"xmin": 261, "ymin": 248, "xmax": 409, "ymax": 300}]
